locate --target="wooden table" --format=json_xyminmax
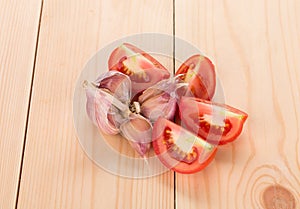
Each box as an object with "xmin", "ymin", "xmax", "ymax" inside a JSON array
[{"xmin": 1, "ymin": 0, "xmax": 299, "ymax": 208}]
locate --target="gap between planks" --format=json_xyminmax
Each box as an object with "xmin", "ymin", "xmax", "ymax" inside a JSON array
[
  {"xmin": 172, "ymin": 1, "xmax": 177, "ymax": 209},
  {"xmin": 14, "ymin": 0, "xmax": 45, "ymax": 208}
]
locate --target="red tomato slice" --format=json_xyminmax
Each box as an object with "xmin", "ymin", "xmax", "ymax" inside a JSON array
[
  {"xmin": 108, "ymin": 43, "xmax": 170, "ymax": 95},
  {"xmin": 179, "ymin": 97, "xmax": 248, "ymax": 145},
  {"xmin": 175, "ymin": 55, "xmax": 216, "ymax": 100},
  {"xmin": 152, "ymin": 118, "xmax": 217, "ymax": 174}
]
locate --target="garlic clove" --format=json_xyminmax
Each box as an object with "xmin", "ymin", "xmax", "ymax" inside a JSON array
[
  {"xmin": 138, "ymin": 77, "xmax": 182, "ymax": 123},
  {"xmin": 119, "ymin": 113, "xmax": 152, "ymax": 157},
  {"xmin": 140, "ymin": 93, "xmax": 177, "ymax": 123},
  {"xmin": 84, "ymin": 78, "xmax": 130, "ymax": 135}
]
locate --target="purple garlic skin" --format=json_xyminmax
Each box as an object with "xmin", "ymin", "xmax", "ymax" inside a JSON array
[{"xmin": 95, "ymin": 71, "xmax": 131, "ymax": 103}]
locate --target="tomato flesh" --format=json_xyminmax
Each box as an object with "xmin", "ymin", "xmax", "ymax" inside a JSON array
[
  {"xmin": 176, "ymin": 55, "xmax": 216, "ymax": 100},
  {"xmin": 108, "ymin": 43, "xmax": 170, "ymax": 95},
  {"xmin": 152, "ymin": 118, "xmax": 217, "ymax": 174},
  {"xmin": 179, "ymin": 97, "xmax": 248, "ymax": 145}
]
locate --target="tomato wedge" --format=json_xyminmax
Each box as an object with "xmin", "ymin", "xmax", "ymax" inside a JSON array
[
  {"xmin": 108, "ymin": 43, "xmax": 170, "ymax": 95},
  {"xmin": 179, "ymin": 97, "xmax": 248, "ymax": 145},
  {"xmin": 152, "ymin": 118, "xmax": 217, "ymax": 174},
  {"xmin": 175, "ymin": 55, "xmax": 216, "ymax": 100}
]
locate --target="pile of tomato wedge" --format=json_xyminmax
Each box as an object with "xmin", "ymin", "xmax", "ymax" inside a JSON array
[{"xmin": 85, "ymin": 43, "xmax": 248, "ymax": 174}]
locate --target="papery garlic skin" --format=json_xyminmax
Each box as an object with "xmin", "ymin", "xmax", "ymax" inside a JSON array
[{"xmin": 95, "ymin": 71, "xmax": 131, "ymax": 103}]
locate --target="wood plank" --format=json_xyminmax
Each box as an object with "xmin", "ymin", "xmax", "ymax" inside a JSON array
[
  {"xmin": 17, "ymin": 1, "xmax": 174, "ymax": 209},
  {"xmin": 175, "ymin": 0, "xmax": 300, "ymax": 208},
  {"xmin": 0, "ymin": 0, "xmax": 42, "ymax": 208}
]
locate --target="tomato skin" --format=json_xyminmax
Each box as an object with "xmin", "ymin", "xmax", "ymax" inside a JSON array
[
  {"xmin": 175, "ymin": 55, "xmax": 216, "ymax": 100},
  {"xmin": 152, "ymin": 118, "xmax": 217, "ymax": 174},
  {"xmin": 179, "ymin": 97, "xmax": 248, "ymax": 145},
  {"xmin": 108, "ymin": 43, "xmax": 170, "ymax": 95}
]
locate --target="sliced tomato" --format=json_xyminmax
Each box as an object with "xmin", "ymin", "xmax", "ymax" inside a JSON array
[
  {"xmin": 179, "ymin": 97, "xmax": 248, "ymax": 145},
  {"xmin": 152, "ymin": 118, "xmax": 217, "ymax": 174},
  {"xmin": 175, "ymin": 55, "xmax": 216, "ymax": 100},
  {"xmin": 108, "ymin": 43, "xmax": 170, "ymax": 95}
]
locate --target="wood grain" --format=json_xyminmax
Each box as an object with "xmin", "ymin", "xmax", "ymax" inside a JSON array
[
  {"xmin": 0, "ymin": 0, "xmax": 42, "ymax": 208},
  {"xmin": 175, "ymin": 0, "xmax": 300, "ymax": 208},
  {"xmin": 17, "ymin": 0, "xmax": 174, "ymax": 209}
]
